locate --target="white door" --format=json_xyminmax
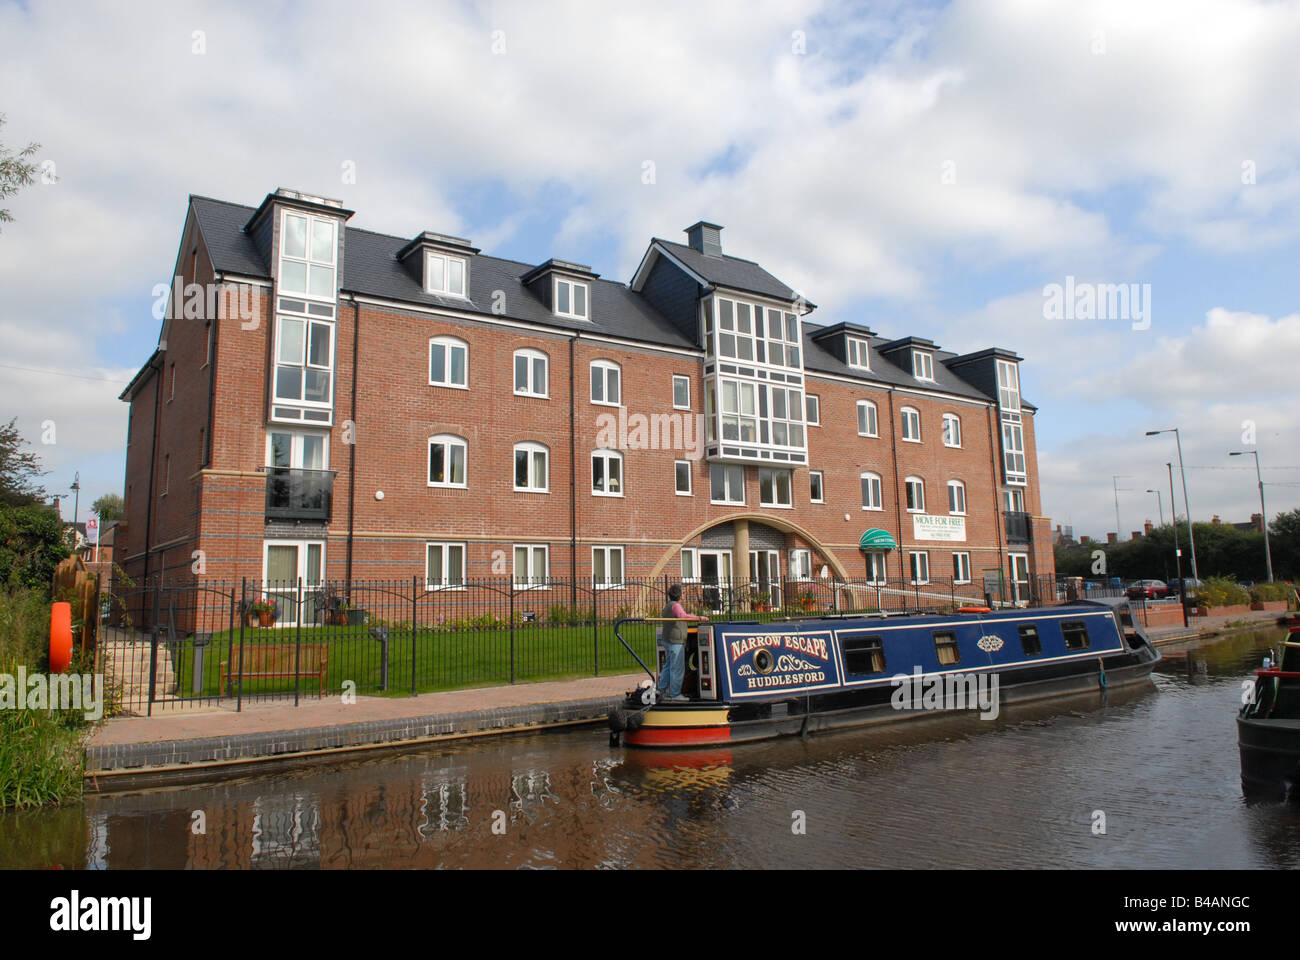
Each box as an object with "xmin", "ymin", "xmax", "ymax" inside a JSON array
[
  {"xmin": 698, "ymin": 550, "xmax": 733, "ymax": 611},
  {"xmin": 1008, "ymin": 554, "xmax": 1030, "ymax": 605},
  {"xmin": 749, "ymin": 549, "xmax": 781, "ymax": 608}
]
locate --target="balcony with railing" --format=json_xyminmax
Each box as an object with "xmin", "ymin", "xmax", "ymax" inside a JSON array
[
  {"xmin": 1003, "ymin": 510, "xmax": 1032, "ymax": 545},
  {"xmin": 265, "ymin": 467, "xmax": 335, "ymax": 522}
]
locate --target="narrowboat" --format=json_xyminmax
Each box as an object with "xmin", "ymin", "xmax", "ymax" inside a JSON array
[
  {"xmin": 1238, "ymin": 614, "xmax": 1300, "ymax": 798},
  {"xmin": 608, "ymin": 599, "xmax": 1160, "ymax": 748}
]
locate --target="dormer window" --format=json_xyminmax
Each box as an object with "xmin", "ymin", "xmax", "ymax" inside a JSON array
[
  {"xmin": 554, "ymin": 277, "xmax": 588, "ymax": 320},
  {"xmin": 279, "ymin": 211, "xmax": 337, "ymax": 302},
  {"xmin": 847, "ymin": 337, "xmax": 871, "ymax": 371},
  {"xmin": 425, "ymin": 251, "xmax": 467, "ymax": 298},
  {"xmin": 913, "ymin": 351, "xmax": 934, "ymax": 381}
]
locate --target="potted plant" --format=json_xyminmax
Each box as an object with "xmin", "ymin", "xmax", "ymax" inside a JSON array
[
  {"xmin": 798, "ymin": 591, "xmax": 816, "ymax": 613},
  {"xmin": 251, "ymin": 598, "xmax": 277, "ymax": 627},
  {"xmin": 749, "ymin": 590, "xmax": 772, "ymax": 612}
]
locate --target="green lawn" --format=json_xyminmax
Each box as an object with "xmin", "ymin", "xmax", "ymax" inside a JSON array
[{"xmin": 171, "ymin": 622, "xmax": 663, "ymax": 700}]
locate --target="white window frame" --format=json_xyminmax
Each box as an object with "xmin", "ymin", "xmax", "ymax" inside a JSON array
[
  {"xmin": 273, "ymin": 312, "xmax": 335, "ymax": 411},
  {"xmin": 789, "ymin": 548, "xmax": 812, "ymax": 581},
  {"xmin": 674, "ymin": 460, "xmax": 692, "ymax": 496},
  {"xmin": 592, "ymin": 545, "xmax": 625, "ymax": 589},
  {"xmin": 805, "ymin": 394, "xmax": 820, "ymax": 426},
  {"xmin": 758, "ymin": 468, "xmax": 793, "ymax": 509},
  {"xmin": 901, "ymin": 406, "xmax": 921, "ymax": 443},
  {"xmin": 710, "ymin": 463, "xmax": 745, "ymax": 505},
  {"xmin": 905, "ymin": 476, "xmax": 925, "ymax": 513},
  {"xmin": 278, "ymin": 209, "xmax": 337, "ymax": 303},
  {"xmin": 590, "ymin": 360, "xmax": 621, "ymax": 407},
  {"xmin": 554, "ymin": 276, "xmax": 589, "ymax": 320},
  {"xmin": 1003, "ymin": 488, "xmax": 1026, "ymax": 512},
  {"xmin": 952, "ymin": 552, "xmax": 972, "ymax": 584},
  {"xmin": 909, "ymin": 551, "xmax": 930, "ymax": 585},
  {"xmin": 672, "ymin": 375, "xmax": 691, "ymax": 410},
  {"xmin": 860, "ymin": 472, "xmax": 883, "ymax": 511},
  {"xmin": 513, "ymin": 544, "xmax": 549, "ymax": 589},
  {"xmin": 997, "ymin": 359, "xmax": 1021, "ymax": 412},
  {"xmin": 947, "ymin": 480, "xmax": 967, "ymax": 515},
  {"xmin": 592, "ymin": 449, "xmax": 624, "ymax": 497},
  {"xmin": 266, "ymin": 430, "xmax": 330, "ymax": 471},
  {"xmin": 1002, "ymin": 419, "xmax": 1027, "ymax": 484},
  {"xmin": 262, "ymin": 539, "xmax": 326, "ymax": 625},
  {"xmin": 681, "ymin": 547, "xmax": 699, "ymax": 583},
  {"xmin": 857, "ymin": 400, "xmax": 878, "ymax": 437},
  {"xmin": 429, "ymin": 336, "xmax": 469, "ymax": 390},
  {"xmin": 809, "ymin": 471, "xmax": 824, "ymax": 504},
  {"xmin": 514, "ymin": 442, "xmax": 549, "ymax": 493},
  {"xmin": 425, "ymin": 542, "xmax": 467, "ymax": 591},
  {"xmin": 424, "ymin": 250, "xmax": 468, "ymax": 298},
  {"xmin": 514, "ymin": 348, "xmax": 549, "ymax": 398},
  {"xmin": 428, "ymin": 434, "xmax": 468, "ymax": 488},
  {"xmin": 913, "ymin": 351, "xmax": 934, "ymax": 381},
  {"xmin": 865, "ymin": 551, "xmax": 888, "ymax": 585},
  {"xmin": 942, "ymin": 413, "xmax": 962, "ymax": 448},
  {"xmin": 847, "ymin": 337, "xmax": 871, "ymax": 371}
]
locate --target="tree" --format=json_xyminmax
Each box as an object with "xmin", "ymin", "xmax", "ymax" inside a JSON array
[
  {"xmin": 0, "ymin": 418, "xmax": 47, "ymax": 507},
  {"xmin": 0, "ymin": 113, "xmax": 42, "ymax": 230},
  {"xmin": 91, "ymin": 493, "xmax": 124, "ymax": 523},
  {"xmin": 0, "ymin": 501, "xmax": 68, "ymax": 589}
]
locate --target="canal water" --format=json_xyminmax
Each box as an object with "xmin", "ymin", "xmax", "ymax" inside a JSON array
[{"xmin": 3, "ymin": 627, "xmax": 1299, "ymax": 869}]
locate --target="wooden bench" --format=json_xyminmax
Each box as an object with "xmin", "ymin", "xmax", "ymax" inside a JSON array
[{"xmin": 220, "ymin": 643, "xmax": 330, "ymax": 698}]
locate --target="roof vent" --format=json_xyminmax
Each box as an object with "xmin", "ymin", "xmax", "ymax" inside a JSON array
[{"xmin": 685, "ymin": 221, "xmax": 724, "ymax": 257}]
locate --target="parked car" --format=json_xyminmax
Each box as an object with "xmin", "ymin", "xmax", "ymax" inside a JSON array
[
  {"xmin": 1167, "ymin": 578, "xmax": 1205, "ymax": 603},
  {"xmin": 1126, "ymin": 579, "xmax": 1170, "ymax": 600}
]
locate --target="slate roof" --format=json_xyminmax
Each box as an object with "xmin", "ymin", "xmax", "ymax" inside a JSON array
[
  {"xmin": 651, "ymin": 238, "xmax": 801, "ymax": 303},
  {"xmin": 802, "ymin": 322, "xmax": 1037, "ymax": 410},
  {"xmin": 190, "ymin": 196, "xmax": 695, "ymax": 349}
]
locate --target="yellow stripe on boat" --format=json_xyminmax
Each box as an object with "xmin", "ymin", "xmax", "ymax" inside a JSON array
[{"xmin": 640, "ymin": 708, "xmax": 730, "ymax": 728}]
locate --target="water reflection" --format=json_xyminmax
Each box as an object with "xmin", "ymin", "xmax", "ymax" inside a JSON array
[{"xmin": 3, "ymin": 629, "xmax": 1299, "ymax": 869}]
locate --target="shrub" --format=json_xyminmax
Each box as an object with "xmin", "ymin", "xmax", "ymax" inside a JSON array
[
  {"xmin": 1249, "ymin": 582, "xmax": 1296, "ymax": 604},
  {"xmin": 1198, "ymin": 576, "xmax": 1250, "ymax": 608}
]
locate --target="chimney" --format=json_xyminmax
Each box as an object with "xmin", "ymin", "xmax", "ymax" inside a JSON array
[
  {"xmin": 1251, "ymin": 512, "xmax": 1263, "ymax": 532},
  {"xmin": 1211, "ymin": 515, "xmax": 1221, "ymax": 525},
  {"xmin": 52, "ymin": 496, "xmax": 60, "ymax": 517},
  {"xmin": 1080, "ymin": 536, "xmax": 1091, "ymax": 544},
  {"xmin": 1131, "ymin": 531, "xmax": 1142, "ymax": 541},
  {"xmin": 1107, "ymin": 532, "xmax": 1118, "ymax": 544},
  {"xmin": 685, "ymin": 221, "xmax": 724, "ymax": 257},
  {"xmin": 1144, "ymin": 521, "xmax": 1154, "ymax": 536}
]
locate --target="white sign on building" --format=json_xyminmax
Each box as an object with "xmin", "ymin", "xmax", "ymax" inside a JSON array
[{"xmin": 912, "ymin": 514, "xmax": 966, "ymax": 542}]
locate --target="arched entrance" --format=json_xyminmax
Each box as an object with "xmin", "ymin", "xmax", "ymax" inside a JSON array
[{"xmin": 641, "ymin": 513, "xmax": 854, "ymax": 612}]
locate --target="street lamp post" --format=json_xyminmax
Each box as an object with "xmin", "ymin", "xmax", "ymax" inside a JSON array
[
  {"xmin": 1229, "ymin": 449, "xmax": 1273, "ymax": 582},
  {"xmin": 1167, "ymin": 462, "xmax": 1187, "ymax": 628},
  {"xmin": 1146, "ymin": 429, "xmax": 1199, "ymax": 585},
  {"xmin": 1146, "ymin": 488, "xmax": 1164, "ymax": 527}
]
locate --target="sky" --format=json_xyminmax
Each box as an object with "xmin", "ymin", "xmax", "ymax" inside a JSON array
[{"xmin": 1, "ymin": 0, "xmax": 1298, "ymax": 540}]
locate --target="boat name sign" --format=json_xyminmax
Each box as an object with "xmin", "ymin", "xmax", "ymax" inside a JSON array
[{"xmin": 726, "ymin": 630, "xmax": 841, "ymax": 696}]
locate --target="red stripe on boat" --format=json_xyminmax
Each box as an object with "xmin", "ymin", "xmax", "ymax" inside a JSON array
[{"xmin": 624, "ymin": 726, "xmax": 733, "ymax": 747}]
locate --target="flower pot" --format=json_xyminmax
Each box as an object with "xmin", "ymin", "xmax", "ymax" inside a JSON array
[
  {"xmin": 258, "ymin": 610, "xmax": 275, "ymax": 628},
  {"xmin": 346, "ymin": 609, "xmax": 366, "ymax": 626}
]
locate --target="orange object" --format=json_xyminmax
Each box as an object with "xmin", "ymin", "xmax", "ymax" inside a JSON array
[
  {"xmin": 957, "ymin": 606, "xmax": 991, "ymax": 614},
  {"xmin": 49, "ymin": 602, "xmax": 72, "ymax": 673}
]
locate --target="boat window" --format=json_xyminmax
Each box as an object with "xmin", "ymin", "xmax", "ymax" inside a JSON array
[
  {"xmin": 1062, "ymin": 620, "xmax": 1090, "ymax": 651},
  {"xmin": 933, "ymin": 630, "xmax": 960, "ymax": 666},
  {"xmin": 1018, "ymin": 624, "xmax": 1042, "ymax": 656},
  {"xmin": 841, "ymin": 633, "xmax": 886, "ymax": 675}
]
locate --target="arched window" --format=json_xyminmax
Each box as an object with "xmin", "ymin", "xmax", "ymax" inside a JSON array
[
  {"xmin": 592, "ymin": 449, "xmax": 623, "ymax": 496},
  {"xmin": 947, "ymin": 480, "xmax": 966, "ymax": 515},
  {"xmin": 514, "ymin": 348, "xmax": 549, "ymax": 397},
  {"xmin": 429, "ymin": 336, "xmax": 468, "ymax": 388},
  {"xmin": 904, "ymin": 476, "xmax": 925, "ymax": 513},
  {"xmin": 900, "ymin": 407, "xmax": 921, "ymax": 442},
  {"xmin": 942, "ymin": 413, "xmax": 962, "ymax": 448},
  {"xmin": 857, "ymin": 400, "xmax": 878, "ymax": 437},
  {"xmin": 428, "ymin": 435, "xmax": 467, "ymax": 487},
  {"xmin": 514, "ymin": 442, "xmax": 549, "ymax": 492},
  {"xmin": 590, "ymin": 360, "xmax": 621, "ymax": 406},
  {"xmin": 860, "ymin": 472, "xmax": 883, "ymax": 511}
]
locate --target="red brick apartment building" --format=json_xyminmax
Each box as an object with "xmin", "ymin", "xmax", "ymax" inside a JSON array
[{"xmin": 118, "ymin": 187, "xmax": 1054, "ymax": 618}]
